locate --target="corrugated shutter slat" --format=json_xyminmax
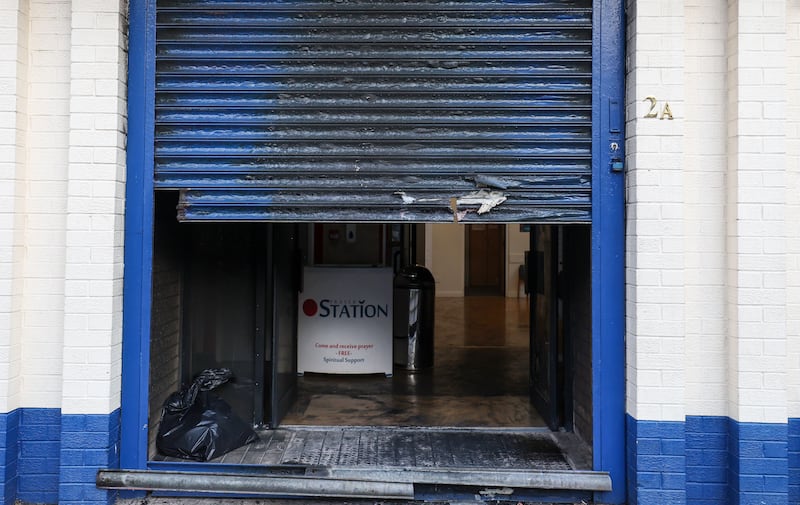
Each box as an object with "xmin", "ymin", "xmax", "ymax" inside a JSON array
[{"xmin": 155, "ymin": 0, "xmax": 592, "ymax": 223}]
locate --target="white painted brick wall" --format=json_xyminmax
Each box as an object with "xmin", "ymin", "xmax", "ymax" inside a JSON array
[
  {"xmin": 787, "ymin": 0, "xmax": 800, "ymax": 420},
  {"xmin": 0, "ymin": 0, "xmax": 28, "ymax": 414},
  {"xmin": 19, "ymin": 0, "xmax": 72, "ymax": 409},
  {"xmin": 625, "ymin": 0, "xmax": 687, "ymax": 422},
  {"xmin": 684, "ymin": 0, "xmax": 729, "ymax": 418},
  {"xmin": 0, "ymin": 0, "xmax": 794, "ymax": 424},
  {"xmin": 725, "ymin": 0, "xmax": 787, "ymax": 424},
  {"xmin": 61, "ymin": 0, "xmax": 127, "ymax": 415},
  {"xmin": 628, "ymin": 0, "xmax": 793, "ymax": 424}
]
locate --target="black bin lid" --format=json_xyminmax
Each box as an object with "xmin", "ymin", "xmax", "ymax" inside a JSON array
[{"xmin": 395, "ymin": 265, "xmax": 435, "ymax": 288}]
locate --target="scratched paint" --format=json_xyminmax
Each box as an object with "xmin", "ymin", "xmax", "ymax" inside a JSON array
[{"xmin": 154, "ymin": 0, "xmax": 593, "ymax": 223}]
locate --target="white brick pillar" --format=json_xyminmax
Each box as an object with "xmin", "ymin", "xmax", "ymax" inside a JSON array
[
  {"xmin": 20, "ymin": 0, "xmax": 71, "ymax": 408},
  {"xmin": 61, "ymin": 0, "xmax": 127, "ymax": 416},
  {"xmin": 684, "ymin": 0, "xmax": 729, "ymax": 417},
  {"xmin": 625, "ymin": 0, "xmax": 686, "ymax": 422},
  {"xmin": 786, "ymin": 0, "xmax": 800, "ymax": 423},
  {"xmin": 0, "ymin": 0, "xmax": 28, "ymax": 414},
  {"xmin": 725, "ymin": 0, "xmax": 787, "ymax": 425}
]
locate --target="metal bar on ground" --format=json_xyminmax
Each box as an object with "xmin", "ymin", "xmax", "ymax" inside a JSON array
[
  {"xmin": 307, "ymin": 466, "xmax": 612, "ymax": 492},
  {"xmin": 96, "ymin": 469, "xmax": 414, "ymax": 499}
]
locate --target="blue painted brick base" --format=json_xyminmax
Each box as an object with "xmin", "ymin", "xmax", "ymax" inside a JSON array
[
  {"xmin": 1, "ymin": 410, "xmax": 797, "ymax": 504},
  {"xmin": 686, "ymin": 416, "xmax": 728, "ymax": 505},
  {"xmin": 0, "ymin": 411, "xmax": 19, "ymax": 505},
  {"xmin": 789, "ymin": 418, "xmax": 800, "ymax": 505},
  {"xmin": 18, "ymin": 409, "xmax": 61, "ymax": 504},
  {"xmin": 729, "ymin": 420, "xmax": 788, "ymax": 505},
  {"xmin": 59, "ymin": 411, "xmax": 120, "ymax": 505},
  {"xmin": 626, "ymin": 416, "xmax": 686, "ymax": 505},
  {"xmin": 629, "ymin": 415, "xmax": 793, "ymax": 505},
  {"xmin": 0, "ymin": 409, "xmax": 120, "ymax": 505}
]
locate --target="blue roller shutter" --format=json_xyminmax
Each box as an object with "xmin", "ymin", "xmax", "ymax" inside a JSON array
[{"xmin": 155, "ymin": 0, "xmax": 592, "ymax": 222}]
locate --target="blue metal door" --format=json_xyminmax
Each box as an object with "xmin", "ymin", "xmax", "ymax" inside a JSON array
[{"xmin": 153, "ymin": 0, "xmax": 592, "ymax": 223}]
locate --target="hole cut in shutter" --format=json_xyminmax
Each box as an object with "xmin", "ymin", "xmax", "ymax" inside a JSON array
[{"xmin": 154, "ymin": 0, "xmax": 592, "ymax": 223}]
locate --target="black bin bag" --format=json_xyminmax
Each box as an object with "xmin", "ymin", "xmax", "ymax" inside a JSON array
[{"xmin": 156, "ymin": 368, "xmax": 258, "ymax": 461}]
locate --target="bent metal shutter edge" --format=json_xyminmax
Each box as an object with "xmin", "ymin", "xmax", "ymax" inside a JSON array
[{"xmin": 154, "ymin": 0, "xmax": 592, "ymax": 223}]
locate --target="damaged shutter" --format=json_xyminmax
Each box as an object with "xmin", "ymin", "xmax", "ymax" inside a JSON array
[{"xmin": 155, "ymin": 0, "xmax": 592, "ymax": 222}]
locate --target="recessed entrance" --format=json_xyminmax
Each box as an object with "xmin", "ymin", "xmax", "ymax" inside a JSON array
[
  {"xmin": 147, "ymin": 192, "xmax": 599, "ymax": 499},
  {"xmin": 124, "ymin": 0, "xmax": 627, "ymax": 500}
]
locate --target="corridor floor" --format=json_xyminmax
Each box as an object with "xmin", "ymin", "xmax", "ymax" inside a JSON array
[{"xmin": 282, "ymin": 296, "xmax": 543, "ymax": 427}]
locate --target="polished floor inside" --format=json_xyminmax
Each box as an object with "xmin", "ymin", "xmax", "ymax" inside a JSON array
[{"xmin": 282, "ymin": 296, "xmax": 545, "ymax": 428}]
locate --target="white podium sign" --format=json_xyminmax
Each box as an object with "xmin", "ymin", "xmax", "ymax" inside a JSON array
[{"xmin": 297, "ymin": 267, "xmax": 393, "ymax": 375}]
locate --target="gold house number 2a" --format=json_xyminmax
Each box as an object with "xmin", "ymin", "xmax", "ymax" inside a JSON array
[{"xmin": 644, "ymin": 96, "xmax": 674, "ymax": 120}]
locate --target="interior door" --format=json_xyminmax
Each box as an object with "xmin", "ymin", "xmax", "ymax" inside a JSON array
[
  {"xmin": 466, "ymin": 224, "xmax": 505, "ymax": 296},
  {"xmin": 268, "ymin": 223, "xmax": 300, "ymax": 427},
  {"xmin": 530, "ymin": 225, "xmax": 561, "ymax": 430}
]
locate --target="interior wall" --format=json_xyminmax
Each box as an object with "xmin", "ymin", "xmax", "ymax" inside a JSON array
[
  {"xmin": 426, "ymin": 224, "xmax": 528, "ymax": 298},
  {"xmin": 148, "ymin": 193, "xmax": 184, "ymax": 456},
  {"xmin": 506, "ymin": 226, "xmax": 530, "ymax": 297},
  {"xmin": 428, "ymin": 223, "xmax": 465, "ymax": 297},
  {"xmin": 314, "ymin": 224, "xmax": 384, "ymax": 265}
]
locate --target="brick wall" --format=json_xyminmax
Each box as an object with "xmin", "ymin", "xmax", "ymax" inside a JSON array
[
  {"xmin": 0, "ymin": 409, "xmax": 121, "ymax": 505},
  {"xmin": 148, "ymin": 193, "xmax": 184, "ymax": 458},
  {"xmin": 624, "ymin": 0, "xmax": 687, "ymax": 423},
  {"xmin": 629, "ymin": 417, "xmax": 791, "ymax": 505},
  {"xmin": 786, "ymin": 0, "xmax": 800, "ymax": 421},
  {"xmin": 685, "ymin": 416, "xmax": 728, "ymax": 505},
  {"xmin": 725, "ymin": 0, "xmax": 788, "ymax": 426},
  {"xmin": 22, "ymin": 0, "xmax": 71, "ymax": 409},
  {"xmin": 627, "ymin": 417, "xmax": 687, "ymax": 505},
  {"xmin": 0, "ymin": 411, "xmax": 19, "ymax": 504},
  {"xmin": 627, "ymin": 0, "xmax": 793, "ymax": 421},
  {"xmin": 58, "ymin": 412, "xmax": 119, "ymax": 505},
  {"xmin": 684, "ymin": 0, "xmax": 729, "ymax": 419},
  {"xmin": 0, "ymin": 0, "xmax": 127, "ymax": 503},
  {"xmin": 626, "ymin": 0, "xmax": 795, "ymax": 503},
  {"xmin": 1, "ymin": 0, "xmax": 76, "ymax": 414},
  {"xmin": 61, "ymin": 0, "xmax": 127, "ymax": 416},
  {"xmin": 1, "ymin": 0, "xmax": 128, "ymax": 415},
  {"xmin": 728, "ymin": 421, "xmax": 788, "ymax": 504},
  {"xmin": 17, "ymin": 409, "xmax": 60, "ymax": 504},
  {"xmin": 789, "ymin": 418, "xmax": 800, "ymax": 503},
  {"xmin": 0, "ymin": 0, "xmax": 27, "ymax": 417},
  {"xmin": 786, "ymin": 0, "xmax": 799, "ymax": 498}
]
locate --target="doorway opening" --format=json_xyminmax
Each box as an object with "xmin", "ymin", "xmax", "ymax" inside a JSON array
[
  {"xmin": 147, "ymin": 191, "xmax": 596, "ymax": 490},
  {"xmin": 465, "ymin": 224, "xmax": 506, "ymax": 296}
]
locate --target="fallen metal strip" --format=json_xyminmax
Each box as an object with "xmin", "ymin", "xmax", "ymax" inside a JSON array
[
  {"xmin": 96, "ymin": 469, "xmax": 414, "ymax": 499},
  {"xmin": 305, "ymin": 466, "xmax": 612, "ymax": 492}
]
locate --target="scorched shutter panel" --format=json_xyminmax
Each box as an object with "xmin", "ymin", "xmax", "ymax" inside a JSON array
[{"xmin": 155, "ymin": 0, "xmax": 592, "ymax": 223}]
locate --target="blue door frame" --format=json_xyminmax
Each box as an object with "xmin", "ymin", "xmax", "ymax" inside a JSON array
[
  {"xmin": 121, "ymin": 1, "xmax": 626, "ymax": 503},
  {"xmin": 590, "ymin": 2, "xmax": 627, "ymax": 504}
]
